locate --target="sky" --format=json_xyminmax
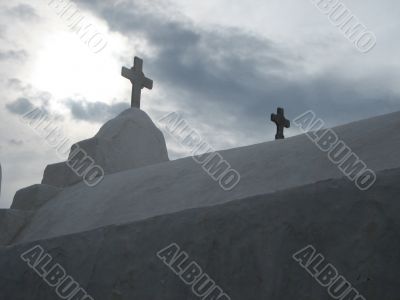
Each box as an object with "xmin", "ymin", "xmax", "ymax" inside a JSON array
[{"xmin": 0, "ymin": 0, "xmax": 399, "ymax": 208}]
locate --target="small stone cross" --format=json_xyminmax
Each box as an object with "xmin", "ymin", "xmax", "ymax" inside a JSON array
[
  {"xmin": 271, "ymin": 107, "xmax": 290, "ymax": 140},
  {"xmin": 121, "ymin": 57, "xmax": 153, "ymax": 108}
]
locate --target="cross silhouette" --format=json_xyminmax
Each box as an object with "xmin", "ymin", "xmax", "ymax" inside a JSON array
[
  {"xmin": 121, "ymin": 57, "xmax": 153, "ymax": 108},
  {"xmin": 271, "ymin": 107, "xmax": 290, "ymax": 140}
]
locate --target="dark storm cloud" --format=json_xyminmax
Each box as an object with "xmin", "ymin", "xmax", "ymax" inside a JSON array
[
  {"xmin": 76, "ymin": 0, "xmax": 400, "ymax": 132},
  {"xmin": 6, "ymin": 97, "xmax": 34, "ymax": 115},
  {"xmin": 0, "ymin": 50, "xmax": 27, "ymax": 61},
  {"xmin": 64, "ymin": 99, "xmax": 129, "ymax": 123},
  {"xmin": 5, "ymin": 83, "xmax": 56, "ymax": 119},
  {"xmin": 5, "ymin": 79, "xmax": 125, "ymax": 124},
  {"xmin": 6, "ymin": 96, "xmax": 54, "ymax": 119}
]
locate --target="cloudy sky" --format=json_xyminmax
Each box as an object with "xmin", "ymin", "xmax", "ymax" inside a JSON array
[{"xmin": 0, "ymin": 0, "xmax": 399, "ymax": 207}]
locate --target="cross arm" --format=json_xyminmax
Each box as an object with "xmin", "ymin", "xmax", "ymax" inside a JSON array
[
  {"xmin": 143, "ymin": 77, "xmax": 153, "ymax": 90},
  {"xmin": 121, "ymin": 66, "xmax": 131, "ymax": 80}
]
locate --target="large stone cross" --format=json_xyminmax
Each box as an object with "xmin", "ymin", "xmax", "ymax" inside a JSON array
[
  {"xmin": 121, "ymin": 57, "xmax": 153, "ymax": 108},
  {"xmin": 271, "ymin": 107, "xmax": 290, "ymax": 140}
]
